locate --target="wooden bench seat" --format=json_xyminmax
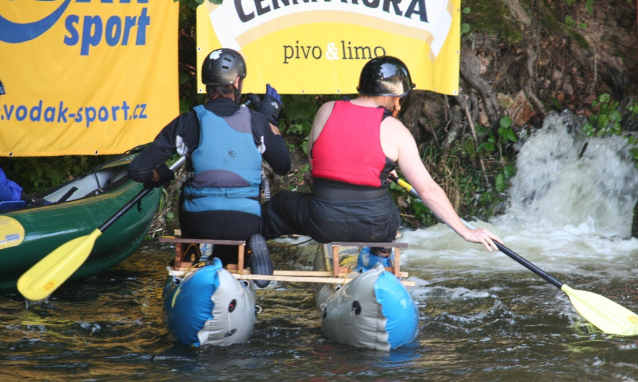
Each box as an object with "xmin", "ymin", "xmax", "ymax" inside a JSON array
[{"xmin": 158, "ymin": 236, "xmax": 413, "ymax": 287}]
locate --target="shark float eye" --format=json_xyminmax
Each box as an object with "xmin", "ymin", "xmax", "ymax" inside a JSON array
[
  {"xmin": 229, "ymin": 299, "xmax": 237, "ymax": 313},
  {"xmin": 352, "ymin": 301, "xmax": 362, "ymax": 315}
]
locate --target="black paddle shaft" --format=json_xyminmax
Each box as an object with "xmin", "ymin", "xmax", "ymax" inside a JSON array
[
  {"xmin": 98, "ymin": 187, "xmax": 152, "ymax": 233},
  {"xmin": 389, "ymin": 175, "xmax": 565, "ymax": 290},
  {"xmin": 493, "ymin": 241, "xmax": 563, "ymax": 290},
  {"xmin": 98, "ymin": 156, "xmax": 186, "ymax": 234}
]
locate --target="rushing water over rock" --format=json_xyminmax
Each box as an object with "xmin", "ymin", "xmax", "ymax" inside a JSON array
[
  {"xmin": 496, "ymin": 111, "xmax": 638, "ymax": 238},
  {"xmin": 404, "ymin": 111, "xmax": 638, "ymax": 277}
]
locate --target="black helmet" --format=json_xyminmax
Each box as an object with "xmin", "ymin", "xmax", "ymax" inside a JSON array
[
  {"xmin": 201, "ymin": 48, "xmax": 247, "ymax": 85},
  {"xmin": 357, "ymin": 56, "xmax": 415, "ymax": 97}
]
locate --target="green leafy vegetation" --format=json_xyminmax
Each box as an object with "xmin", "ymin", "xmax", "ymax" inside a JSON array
[
  {"xmin": 461, "ymin": 0, "xmax": 524, "ymax": 44},
  {"xmin": 476, "ymin": 116, "xmax": 518, "ymax": 154},
  {"xmin": 0, "ymin": 155, "xmax": 113, "ymax": 194},
  {"xmin": 582, "ymin": 93, "xmax": 623, "ymax": 137},
  {"xmin": 540, "ymin": 0, "xmax": 590, "ymax": 49},
  {"xmin": 564, "ymin": 0, "xmax": 594, "ymax": 15},
  {"xmin": 391, "ymin": 137, "xmax": 514, "ymax": 228},
  {"xmin": 564, "ymin": 15, "xmax": 588, "ymax": 29},
  {"xmin": 278, "ymin": 95, "xmax": 319, "ymax": 155},
  {"xmin": 582, "ymin": 93, "xmax": 638, "ymax": 166},
  {"xmin": 461, "ymin": 7, "xmax": 472, "ymax": 35}
]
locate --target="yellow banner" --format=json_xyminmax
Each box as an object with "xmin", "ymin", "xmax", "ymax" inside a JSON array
[
  {"xmin": 0, "ymin": 0, "xmax": 179, "ymax": 157},
  {"xmin": 197, "ymin": 0, "xmax": 459, "ymax": 95}
]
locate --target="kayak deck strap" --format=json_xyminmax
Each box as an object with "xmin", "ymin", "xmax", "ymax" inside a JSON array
[{"xmin": 158, "ymin": 236, "xmax": 411, "ymax": 286}]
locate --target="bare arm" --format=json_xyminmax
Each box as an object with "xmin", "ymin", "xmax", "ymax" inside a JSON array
[
  {"xmin": 308, "ymin": 101, "xmax": 335, "ymax": 163},
  {"xmin": 384, "ymin": 118, "xmax": 502, "ymax": 251}
]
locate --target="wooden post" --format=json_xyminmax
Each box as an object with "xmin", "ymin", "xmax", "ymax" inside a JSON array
[
  {"xmin": 393, "ymin": 247, "xmax": 401, "ymax": 277},
  {"xmin": 332, "ymin": 245, "xmax": 340, "ymax": 277},
  {"xmin": 237, "ymin": 244, "xmax": 245, "ymax": 274},
  {"xmin": 175, "ymin": 243, "xmax": 183, "ymax": 269}
]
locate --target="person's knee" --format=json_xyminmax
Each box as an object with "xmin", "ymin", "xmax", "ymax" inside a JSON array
[
  {"xmin": 261, "ymin": 190, "xmax": 311, "ymax": 239},
  {"xmin": 260, "ymin": 200, "xmax": 280, "ymax": 240},
  {"xmin": 267, "ymin": 190, "xmax": 298, "ymax": 218}
]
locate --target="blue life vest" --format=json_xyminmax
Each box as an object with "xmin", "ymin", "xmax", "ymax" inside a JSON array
[
  {"xmin": 0, "ymin": 167, "xmax": 23, "ymax": 202},
  {"xmin": 182, "ymin": 105, "xmax": 262, "ymax": 216}
]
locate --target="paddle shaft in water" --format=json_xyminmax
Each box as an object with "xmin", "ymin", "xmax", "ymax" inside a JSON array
[{"xmin": 491, "ymin": 240, "xmax": 562, "ymax": 289}]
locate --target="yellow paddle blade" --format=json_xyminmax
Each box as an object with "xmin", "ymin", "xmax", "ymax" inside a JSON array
[
  {"xmin": 561, "ymin": 284, "xmax": 638, "ymax": 335},
  {"xmin": 0, "ymin": 215, "xmax": 25, "ymax": 250},
  {"xmin": 17, "ymin": 229, "xmax": 103, "ymax": 301}
]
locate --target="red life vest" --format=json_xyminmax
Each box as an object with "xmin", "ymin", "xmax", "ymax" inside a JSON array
[{"xmin": 311, "ymin": 101, "xmax": 386, "ymax": 187}]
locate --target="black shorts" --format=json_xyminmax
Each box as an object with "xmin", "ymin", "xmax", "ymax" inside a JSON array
[
  {"xmin": 179, "ymin": 208, "xmax": 261, "ymax": 265},
  {"xmin": 179, "ymin": 208, "xmax": 260, "ymax": 241},
  {"xmin": 261, "ymin": 190, "xmax": 400, "ymax": 243}
]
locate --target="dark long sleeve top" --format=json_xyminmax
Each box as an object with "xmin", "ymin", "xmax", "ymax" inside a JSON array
[{"xmin": 129, "ymin": 97, "xmax": 291, "ymax": 183}]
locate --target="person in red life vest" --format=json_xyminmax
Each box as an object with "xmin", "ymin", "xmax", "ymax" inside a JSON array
[
  {"xmin": 261, "ymin": 56, "xmax": 502, "ymax": 269},
  {"xmin": 129, "ymin": 49, "xmax": 291, "ymax": 282}
]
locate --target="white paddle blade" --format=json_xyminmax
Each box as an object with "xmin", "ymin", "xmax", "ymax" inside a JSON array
[
  {"xmin": 0, "ymin": 215, "xmax": 25, "ymax": 250},
  {"xmin": 17, "ymin": 229, "xmax": 102, "ymax": 301},
  {"xmin": 562, "ymin": 284, "xmax": 638, "ymax": 336}
]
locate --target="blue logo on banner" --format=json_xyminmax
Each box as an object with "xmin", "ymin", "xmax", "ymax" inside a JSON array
[
  {"xmin": 0, "ymin": 0, "xmax": 150, "ymax": 55},
  {"xmin": 0, "ymin": 0, "xmax": 73, "ymax": 43}
]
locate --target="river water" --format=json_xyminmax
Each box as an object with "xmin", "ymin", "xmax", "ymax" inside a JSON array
[{"xmin": 2, "ymin": 112, "xmax": 638, "ymax": 380}]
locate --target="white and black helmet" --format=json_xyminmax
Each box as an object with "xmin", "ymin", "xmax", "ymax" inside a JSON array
[{"xmin": 201, "ymin": 48, "xmax": 247, "ymax": 85}]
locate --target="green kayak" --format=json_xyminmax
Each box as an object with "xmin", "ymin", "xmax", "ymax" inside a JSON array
[{"xmin": 0, "ymin": 148, "xmax": 161, "ymax": 291}]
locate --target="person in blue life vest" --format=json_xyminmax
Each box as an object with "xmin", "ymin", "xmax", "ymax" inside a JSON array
[
  {"xmin": 0, "ymin": 79, "xmax": 46, "ymax": 208},
  {"xmin": 0, "ymin": 80, "xmax": 22, "ymax": 203},
  {"xmin": 129, "ymin": 48, "xmax": 291, "ymax": 274},
  {"xmin": 261, "ymin": 56, "xmax": 503, "ymax": 270},
  {"xmin": 0, "ymin": 168, "xmax": 23, "ymax": 204}
]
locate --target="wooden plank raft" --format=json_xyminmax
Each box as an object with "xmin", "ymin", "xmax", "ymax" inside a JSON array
[{"xmin": 158, "ymin": 236, "xmax": 414, "ymax": 287}]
